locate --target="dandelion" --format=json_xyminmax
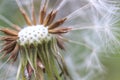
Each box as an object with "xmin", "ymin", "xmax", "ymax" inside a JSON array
[
  {"xmin": 0, "ymin": 0, "xmax": 120, "ymax": 80},
  {"xmin": 0, "ymin": 0, "xmax": 72, "ymax": 80}
]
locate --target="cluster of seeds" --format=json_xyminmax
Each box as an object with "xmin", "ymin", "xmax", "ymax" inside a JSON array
[{"xmin": 18, "ymin": 25, "xmax": 49, "ymax": 45}]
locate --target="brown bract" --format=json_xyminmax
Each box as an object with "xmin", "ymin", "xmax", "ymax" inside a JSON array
[{"xmin": 0, "ymin": 27, "xmax": 19, "ymax": 62}]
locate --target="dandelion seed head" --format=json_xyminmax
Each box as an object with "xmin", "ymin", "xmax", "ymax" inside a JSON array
[
  {"xmin": 18, "ymin": 25, "xmax": 50, "ymax": 45},
  {"xmin": 0, "ymin": 0, "xmax": 73, "ymax": 79}
]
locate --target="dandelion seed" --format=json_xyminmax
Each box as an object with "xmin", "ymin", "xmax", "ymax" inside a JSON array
[{"xmin": 88, "ymin": 0, "xmax": 120, "ymax": 14}]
